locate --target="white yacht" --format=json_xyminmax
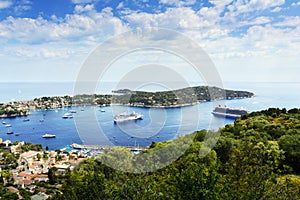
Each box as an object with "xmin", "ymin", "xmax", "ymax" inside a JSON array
[
  {"xmin": 62, "ymin": 113, "xmax": 73, "ymax": 119},
  {"xmin": 42, "ymin": 134, "xmax": 56, "ymax": 138},
  {"xmin": 114, "ymin": 111, "xmax": 143, "ymax": 123}
]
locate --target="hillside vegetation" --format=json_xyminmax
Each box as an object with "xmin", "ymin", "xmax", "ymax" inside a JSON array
[{"xmin": 51, "ymin": 108, "xmax": 300, "ymax": 200}]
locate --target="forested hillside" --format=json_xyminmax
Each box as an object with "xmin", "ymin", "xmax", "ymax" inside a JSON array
[{"xmin": 52, "ymin": 108, "xmax": 300, "ymax": 200}]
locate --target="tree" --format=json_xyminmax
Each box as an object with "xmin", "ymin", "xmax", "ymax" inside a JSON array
[
  {"xmin": 278, "ymin": 134, "xmax": 300, "ymax": 173},
  {"xmin": 219, "ymin": 136, "xmax": 284, "ymax": 199}
]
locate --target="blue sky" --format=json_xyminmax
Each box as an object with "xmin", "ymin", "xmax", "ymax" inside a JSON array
[{"xmin": 0, "ymin": 0, "xmax": 299, "ymax": 82}]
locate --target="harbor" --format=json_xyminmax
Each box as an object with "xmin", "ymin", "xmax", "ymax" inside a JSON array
[{"xmin": 70, "ymin": 143, "xmax": 148, "ymax": 152}]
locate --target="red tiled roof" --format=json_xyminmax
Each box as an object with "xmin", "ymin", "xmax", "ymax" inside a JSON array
[{"xmin": 7, "ymin": 186, "xmax": 19, "ymax": 193}]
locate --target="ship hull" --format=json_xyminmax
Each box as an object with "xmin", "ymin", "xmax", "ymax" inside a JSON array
[
  {"xmin": 113, "ymin": 113, "xmax": 143, "ymax": 123},
  {"xmin": 212, "ymin": 111, "xmax": 241, "ymax": 119}
]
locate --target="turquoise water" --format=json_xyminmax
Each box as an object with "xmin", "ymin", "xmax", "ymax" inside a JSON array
[{"xmin": 0, "ymin": 82, "xmax": 299, "ymax": 150}]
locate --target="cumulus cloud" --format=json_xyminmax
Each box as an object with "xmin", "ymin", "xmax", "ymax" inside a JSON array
[
  {"xmin": 74, "ymin": 4, "xmax": 95, "ymax": 13},
  {"xmin": 291, "ymin": 2, "xmax": 300, "ymax": 6},
  {"xmin": 125, "ymin": 7, "xmax": 212, "ymax": 30},
  {"xmin": 274, "ymin": 16, "xmax": 300, "ymax": 27},
  {"xmin": 0, "ymin": 0, "xmax": 12, "ymax": 9},
  {"xmin": 0, "ymin": 0, "xmax": 298, "ymax": 82},
  {"xmin": 227, "ymin": 0, "xmax": 285, "ymax": 14},
  {"xmin": 0, "ymin": 7, "xmax": 127, "ymax": 44}
]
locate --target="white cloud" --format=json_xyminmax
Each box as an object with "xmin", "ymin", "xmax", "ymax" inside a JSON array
[
  {"xmin": 71, "ymin": 0, "xmax": 93, "ymax": 4},
  {"xmin": 159, "ymin": 0, "xmax": 196, "ymax": 7},
  {"xmin": 239, "ymin": 16, "xmax": 271, "ymax": 26},
  {"xmin": 291, "ymin": 2, "xmax": 300, "ymax": 6},
  {"xmin": 0, "ymin": 0, "xmax": 298, "ymax": 83},
  {"xmin": 14, "ymin": 47, "xmax": 75, "ymax": 59},
  {"xmin": 274, "ymin": 16, "xmax": 300, "ymax": 27},
  {"xmin": 13, "ymin": 0, "xmax": 32, "ymax": 13},
  {"xmin": 227, "ymin": 0, "xmax": 285, "ymax": 14},
  {"xmin": 125, "ymin": 7, "xmax": 214, "ymax": 30},
  {"xmin": 208, "ymin": 0, "xmax": 233, "ymax": 8},
  {"xmin": 271, "ymin": 7, "xmax": 282, "ymax": 12},
  {"xmin": 0, "ymin": 0, "xmax": 12, "ymax": 9},
  {"xmin": 74, "ymin": 4, "xmax": 95, "ymax": 13},
  {"xmin": 116, "ymin": 2, "xmax": 124, "ymax": 9},
  {"xmin": 0, "ymin": 8, "xmax": 128, "ymax": 44}
]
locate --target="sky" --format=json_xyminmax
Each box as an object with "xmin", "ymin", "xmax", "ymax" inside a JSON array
[{"xmin": 0, "ymin": 0, "xmax": 299, "ymax": 83}]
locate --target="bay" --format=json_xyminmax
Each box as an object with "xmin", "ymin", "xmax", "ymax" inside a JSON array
[{"xmin": 0, "ymin": 82, "xmax": 299, "ymax": 150}]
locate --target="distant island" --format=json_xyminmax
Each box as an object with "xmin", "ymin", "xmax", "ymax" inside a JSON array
[{"xmin": 0, "ymin": 86, "xmax": 254, "ymax": 118}]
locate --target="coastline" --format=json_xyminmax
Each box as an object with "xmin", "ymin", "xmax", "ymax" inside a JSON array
[
  {"xmin": 0, "ymin": 86, "xmax": 254, "ymax": 118},
  {"xmin": 0, "ymin": 96, "xmax": 254, "ymax": 119}
]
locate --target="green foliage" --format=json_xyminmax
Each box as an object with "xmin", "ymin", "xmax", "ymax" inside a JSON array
[
  {"xmin": 20, "ymin": 142, "xmax": 43, "ymax": 152},
  {"xmin": 51, "ymin": 108, "xmax": 300, "ymax": 200},
  {"xmin": 112, "ymin": 86, "xmax": 253, "ymax": 107},
  {"xmin": 0, "ymin": 184, "xmax": 18, "ymax": 200},
  {"xmin": 278, "ymin": 134, "xmax": 300, "ymax": 173}
]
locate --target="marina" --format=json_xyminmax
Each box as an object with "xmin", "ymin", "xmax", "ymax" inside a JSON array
[
  {"xmin": 70, "ymin": 143, "xmax": 147, "ymax": 152},
  {"xmin": 0, "ymin": 104, "xmax": 234, "ymax": 150}
]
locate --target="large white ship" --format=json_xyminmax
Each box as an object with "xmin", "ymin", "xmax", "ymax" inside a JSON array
[
  {"xmin": 114, "ymin": 111, "xmax": 143, "ymax": 123},
  {"xmin": 212, "ymin": 105, "xmax": 248, "ymax": 119}
]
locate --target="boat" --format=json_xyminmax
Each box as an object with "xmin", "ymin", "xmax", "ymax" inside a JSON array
[
  {"xmin": 100, "ymin": 109, "xmax": 105, "ymax": 112},
  {"xmin": 5, "ymin": 124, "xmax": 12, "ymax": 127},
  {"xmin": 69, "ymin": 110, "xmax": 77, "ymax": 113},
  {"xmin": 70, "ymin": 143, "xmax": 83, "ymax": 149},
  {"xmin": 113, "ymin": 111, "xmax": 143, "ymax": 123},
  {"xmin": 2, "ymin": 121, "xmax": 6, "ymax": 124},
  {"xmin": 7, "ymin": 131, "xmax": 13, "ymax": 134},
  {"xmin": 23, "ymin": 118, "xmax": 30, "ymax": 122},
  {"xmin": 42, "ymin": 134, "xmax": 56, "ymax": 138},
  {"xmin": 15, "ymin": 133, "xmax": 19, "ymax": 136},
  {"xmin": 62, "ymin": 113, "xmax": 73, "ymax": 119},
  {"xmin": 212, "ymin": 105, "xmax": 248, "ymax": 119}
]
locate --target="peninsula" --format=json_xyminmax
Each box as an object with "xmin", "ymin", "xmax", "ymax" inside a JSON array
[{"xmin": 0, "ymin": 86, "xmax": 254, "ymax": 118}]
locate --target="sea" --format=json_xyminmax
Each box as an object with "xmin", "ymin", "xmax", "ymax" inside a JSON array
[{"xmin": 0, "ymin": 82, "xmax": 299, "ymax": 150}]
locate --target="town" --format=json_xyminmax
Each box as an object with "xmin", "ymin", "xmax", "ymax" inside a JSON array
[{"xmin": 0, "ymin": 138, "xmax": 87, "ymax": 199}]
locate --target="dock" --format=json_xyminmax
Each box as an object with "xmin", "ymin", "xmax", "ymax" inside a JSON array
[{"xmin": 70, "ymin": 143, "xmax": 148, "ymax": 152}]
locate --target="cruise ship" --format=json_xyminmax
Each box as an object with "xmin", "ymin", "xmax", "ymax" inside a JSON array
[
  {"xmin": 212, "ymin": 105, "xmax": 248, "ymax": 119},
  {"xmin": 114, "ymin": 111, "xmax": 143, "ymax": 123}
]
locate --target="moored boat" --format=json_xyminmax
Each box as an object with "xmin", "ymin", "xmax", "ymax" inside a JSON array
[
  {"xmin": 62, "ymin": 113, "xmax": 73, "ymax": 119},
  {"xmin": 42, "ymin": 134, "xmax": 56, "ymax": 138},
  {"xmin": 114, "ymin": 111, "xmax": 143, "ymax": 123}
]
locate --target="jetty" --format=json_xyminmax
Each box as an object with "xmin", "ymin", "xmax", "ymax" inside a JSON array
[{"xmin": 70, "ymin": 143, "xmax": 148, "ymax": 152}]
